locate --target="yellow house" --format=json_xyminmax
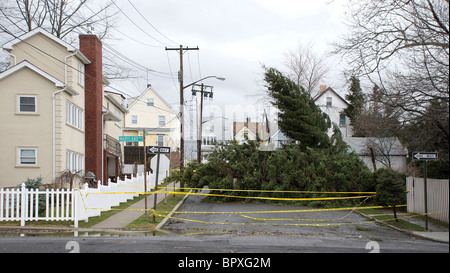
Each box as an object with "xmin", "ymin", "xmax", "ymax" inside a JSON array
[
  {"xmin": 124, "ymin": 85, "xmax": 180, "ymax": 152},
  {"xmin": 0, "ymin": 28, "xmax": 89, "ymax": 188}
]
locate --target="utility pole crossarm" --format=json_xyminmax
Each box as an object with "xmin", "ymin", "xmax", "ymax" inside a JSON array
[{"xmin": 165, "ymin": 46, "xmax": 199, "ymax": 51}]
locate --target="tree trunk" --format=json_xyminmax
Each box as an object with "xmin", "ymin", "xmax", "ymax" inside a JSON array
[{"xmin": 393, "ymin": 205, "xmax": 398, "ymax": 222}]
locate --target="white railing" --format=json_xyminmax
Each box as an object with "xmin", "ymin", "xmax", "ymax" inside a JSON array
[
  {"xmin": 75, "ymin": 172, "xmax": 155, "ymax": 223},
  {"xmin": 0, "ymin": 170, "xmax": 163, "ymax": 227}
]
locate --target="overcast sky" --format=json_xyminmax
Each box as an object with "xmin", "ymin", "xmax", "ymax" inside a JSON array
[{"xmin": 105, "ymin": 0, "xmax": 349, "ymax": 127}]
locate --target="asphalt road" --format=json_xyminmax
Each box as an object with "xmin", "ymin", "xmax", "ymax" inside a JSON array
[
  {"xmin": 0, "ymin": 190, "xmax": 448, "ymax": 254},
  {"xmin": 0, "ymin": 231, "xmax": 447, "ymax": 253}
]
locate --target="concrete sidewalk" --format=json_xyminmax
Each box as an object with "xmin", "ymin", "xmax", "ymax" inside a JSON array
[
  {"xmin": 91, "ymin": 182, "xmax": 179, "ymax": 229},
  {"xmin": 358, "ymin": 211, "xmax": 449, "ymax": 244}
]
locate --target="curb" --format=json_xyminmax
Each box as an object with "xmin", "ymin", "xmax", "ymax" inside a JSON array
[
  {"xmin": 355, "ymin": 210, "xmax": 449, "ymax": 244},
  {"xmin": 155, "ymin": 189, "xmax": 192, "ymax": 232}
]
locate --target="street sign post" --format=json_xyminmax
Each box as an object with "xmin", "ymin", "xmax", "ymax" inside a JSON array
[
  {"xmin": 119, "ymin": 136, "xmax": 143, "ymax": 142},
  {"xmin": 146, "ymin": 146, "xmax": 170, "ymax": 222},
  {"xmin": 412, "ymin": 152, "xmax": 438, "ymax": 230},
  {"xmin": 146, "ymin": 146, "xmax": 171, "ymax": 155},
  {"xmin": 412, "ymin": 152, "xmax": 438, "ymax": 161}
]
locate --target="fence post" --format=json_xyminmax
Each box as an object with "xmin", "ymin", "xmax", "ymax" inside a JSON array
[
  {"xmin": 73, "ymin": 189, "xmax": 78, "ymax": 228},
  {"xmin": 20, "ymin": 183, "xmax": 26, "ymax": 226}
]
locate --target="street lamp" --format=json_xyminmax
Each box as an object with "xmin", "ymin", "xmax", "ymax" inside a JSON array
[
  {"xmin": 183, "ymin": 76, "xmax": 225, "ymax": 89},
  {"xmin": 180, "ymin": 76, "xmax": 225, "ymax": 167}
]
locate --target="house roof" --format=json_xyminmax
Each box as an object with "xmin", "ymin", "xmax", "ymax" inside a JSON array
[
  {"xmin": 235, "ymin": 126, "xmax": 257, "ymax": 139},
  {"xmin": 314, "ymin": 87, "xmax": 349, "ymax": 106},
  {"xmin": 270, "ymin": 129, "xmax": 290, "ymax": 141},
  {"xmin": 104, "ymin": 91, "xmax": 128, "ymax": 114},
  {"xmin": 343, "ymin": 137, "xmax": 408, "ymax": 156},
  {"xmin": 127, "ymin": 84, "xmax": 176, "ymax": 114},
  {"xmin": 2, "ymin": 27, "xmax": 90, "ymax": 65},
  {"xmin": 0, "ymin": 60, "xmax": 78, "ymax": 95},
  {"xmin": 233, "ymin": 119, "xmax": 269, "ymax": 140}
]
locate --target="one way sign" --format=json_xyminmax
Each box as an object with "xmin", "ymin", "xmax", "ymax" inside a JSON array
[
  {"xmin": 412, "ymin": 152, "xmax": 438, "ymax": 161},
  {"xmin": 147, "ymin": 146, "xmax": 171, "ymax": 155}
]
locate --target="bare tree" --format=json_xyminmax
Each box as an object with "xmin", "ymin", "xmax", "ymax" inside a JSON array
[
  {"xmin": 54, "ymin": 169, "xmax": 86, "ymax": 190},
  {"xmin": 1, "ymin": 0, "xmax": 121, "ymax": 77},
  {"xmin": 0, "ymin": 0, "xmax": 117, "ymax": 40},
  {"xmin": 333, "ymin": 0, "xmax": 449, "ymax": 163},
  {"xmin": 283, "ymin": 41, "xmax": 329, "ymax": 97}
]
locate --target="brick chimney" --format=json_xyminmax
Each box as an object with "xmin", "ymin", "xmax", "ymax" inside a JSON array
[{"xmin": 79, "ymin": 34, "xmax": 103, "ymax": 184}]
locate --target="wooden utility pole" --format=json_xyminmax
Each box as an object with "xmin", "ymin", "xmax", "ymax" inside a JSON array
[
  {"xmin": 165, "ymin": 45, "xmax": 199, "ymax": 191},
  {"xmin": 143, "ymin": 130, "xmax": 147, "ymax": 220},
  {"xmin": 191, "ymin": 84, "xmax": 214, "ymax": 163}
]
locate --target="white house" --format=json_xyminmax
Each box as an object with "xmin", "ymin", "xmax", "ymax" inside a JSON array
[{"xmin": 314, "ymin": 86, "xmax": 353, "ymax": 138}]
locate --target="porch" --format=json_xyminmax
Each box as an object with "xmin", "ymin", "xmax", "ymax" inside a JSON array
[{"xmin": 103, "ymin": 134, "xmax": 122, "ymax": 183}]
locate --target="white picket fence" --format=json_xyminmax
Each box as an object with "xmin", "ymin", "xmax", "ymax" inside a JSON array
[
  {"xmin": 0, "ymin": 184, "xmax": 75, "ymax": 226},
  {"xmin": 0, "ymin": 171, "xmax": 163, "ymax": 227}
]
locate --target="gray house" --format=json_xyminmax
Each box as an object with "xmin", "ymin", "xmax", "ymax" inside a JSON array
[{"xmin": 344, "ymin": 137, "xmax": 409, "ymax": 173}]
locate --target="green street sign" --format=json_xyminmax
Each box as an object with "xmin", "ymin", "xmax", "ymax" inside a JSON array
[{"xmin": 119, "ymin": 136, "xmax": 143, "ymax": 142}]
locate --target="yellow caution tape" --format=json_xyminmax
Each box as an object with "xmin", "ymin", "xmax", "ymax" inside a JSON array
[
  {"xmin": 86, "ymin": 189, "xmax": 376, "ymax": 202},
  {"xmin": 155, "ymin": 190, "xmax": 375, "ymax": 202},
  {"xmin": 151, "ymin": 205, "xmax": 422, "ymax": 228},
  {"xmin": 159, "ymin": 186, "xmax": 377, "ymax": 195},
  {"xmin": 154, "ymin": 204, "xmax": 405, "ymax": 215},
  {"xmin": 88, "ymin": 187, "xmax": 377, "ymax": 195}
]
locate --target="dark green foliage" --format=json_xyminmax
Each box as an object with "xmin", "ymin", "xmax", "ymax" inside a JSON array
[
  {"xmin": 168, "ymin": 140, "xmax": 373, "ymax": 207},
  {"xmin": 344, "ymin": 76, "xmax": 365, "ymax": 126},
  {"xmin": 264, "ymin": 67, "xmax": 331, "ymax": 150},
  {"xmin": 15, "ymin": 177, "xmax": 45, "ymax": 214},
  {"xmin": 16, "ymin": 176, "xmax": 43, "ymax": 189},
  {"xmin": 374, "ymin": 168, "xmax": 406, "ymax": 220}
]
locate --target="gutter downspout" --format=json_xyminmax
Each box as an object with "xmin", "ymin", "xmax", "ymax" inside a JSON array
[
  {"xmin": 53, "ymin": 87, "xmax": 67, "ymax": 182},
  {"xmin": 53, "ymin": 52, "xmax": 77, "ymax": 181},
  {"xmin": 102, "ymin": 112, "xmax": 106, "ymax": 185},
  {"xmin": 65, "ymin": 52, "xmax": 77, "ymax": 85}
]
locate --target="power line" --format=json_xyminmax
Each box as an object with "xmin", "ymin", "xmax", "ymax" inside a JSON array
[
  {"xmin": 5, "ymin": 28, "xmax": 184, "ymax": 119},
  {"xmin": 111, "ymin": 0, "xmax": 170, "ymax": 47},
  {"xmin": 103, "ymin": 42, "xmax": 174, "ymax": 78},
  {"xmin": 126, "ymin": 0, "xmax": 179, "ymax": 46},
  {"xmin": 114, "ymin": 27, "xmax": 162, "ymax": 48}
]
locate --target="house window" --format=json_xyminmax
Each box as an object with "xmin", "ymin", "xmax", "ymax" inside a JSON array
[
  {"xmin": 147, "ymin": 98, "xmax": 154, "ymax": 106},
  {"xmin": 18, "ymin": 148, "xmax": 37, "ymax": 166},
  {"xmin": 66, "ymin": 101, "xmax": 83, "ymax": 130},
  {"xmin": 78, "ymin": 62, "xmax": 85, "ymax": 86},
  {"xmin": 159, "ymin": 115, "xmax": 165, "ymax": 126},
  {"xmin": 326, "ymin": 97, "xmax": 332, "ymax": 107},
  {"xmin": 340, "ymin": 113, "xmax": 347, "ymax": 126},
  {"xmin": 67, "ymin": 150, "xmax": 84, "ymax": 173},
  {"xmin": 131, "ymin": 115, "xmax": 138, "ymax": 124},
  {"xmin": 19, "ymin": 95, "xmax": 37, "ymax": 113},
  {"xmin": 157, "ymin": 135, "xmax": 164, "ymax": 146}
]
